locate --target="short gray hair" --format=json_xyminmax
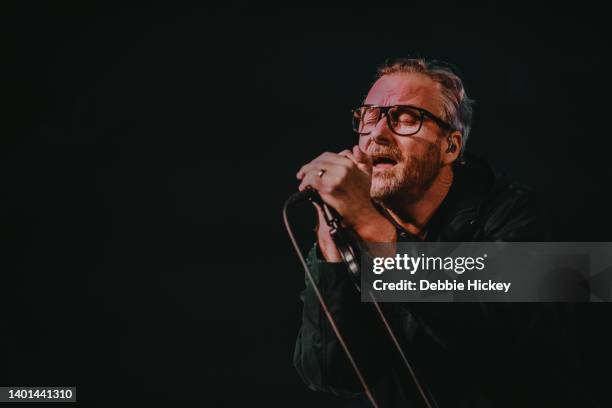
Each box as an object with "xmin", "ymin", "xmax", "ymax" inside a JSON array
[{"xmin": 376, "ymin": 58, "xmax": 474, "ymax": 154}]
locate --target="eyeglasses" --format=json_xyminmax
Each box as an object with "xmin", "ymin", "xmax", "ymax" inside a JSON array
[{"xmin": 351, "ymin": 104, "xmax": 455, "ymax": 136}]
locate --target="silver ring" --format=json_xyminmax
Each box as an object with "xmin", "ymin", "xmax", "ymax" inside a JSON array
[{"xmin": 317, "ymin": 169, "xmax": 326, "ymax": 178}]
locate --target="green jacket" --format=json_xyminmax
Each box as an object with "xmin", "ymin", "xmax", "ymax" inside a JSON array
[{"xmin": 293, "ymin": 157, "xmax": 594, "ymax": 407}]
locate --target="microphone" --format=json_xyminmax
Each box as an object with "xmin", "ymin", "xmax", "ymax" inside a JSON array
[
  {"xmin": 286, "ymin": 188, "xmax": 318, "ymax": 205},
  {"xmin": 284, "ymin": 188, "xmax": 360, "ymax": 287},
  {"xmin": 286, "ymin": 188, "xmax": 339, "ymax": 222}
]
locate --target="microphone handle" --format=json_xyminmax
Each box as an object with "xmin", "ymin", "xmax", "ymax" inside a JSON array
[
  {"xmin": 285, "ymin": 188, "xmax": 360, "ymax": 286},
  {"xmin": 286, "ymin": 188, "xmax": 318, "ymax": 205}
]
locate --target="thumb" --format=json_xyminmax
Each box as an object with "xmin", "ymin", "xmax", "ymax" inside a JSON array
[{"xmin": 353, "ymin": 145, "xmax": 373, "ymax": 175}]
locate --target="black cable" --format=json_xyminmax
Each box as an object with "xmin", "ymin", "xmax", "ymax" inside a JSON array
[
  {"xmin": 284, "ymin": 195, "xmax": 437, "ymax": 408},
  {"xmin": 283, "ymin": 198, "xmax": 379, "ymax": 407}
]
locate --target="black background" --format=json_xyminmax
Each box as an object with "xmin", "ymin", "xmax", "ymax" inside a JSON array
[{"xmin": 3, "ymin": 3, "xmax": 612, "ymax": 407}]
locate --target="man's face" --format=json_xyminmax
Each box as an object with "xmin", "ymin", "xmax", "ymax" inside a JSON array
[{"xmin": 359, "ymin": 73, "xmax": 447, "ymax": 202}]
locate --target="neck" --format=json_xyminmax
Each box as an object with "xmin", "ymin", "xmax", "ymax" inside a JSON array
[{"xmin": 383, "ymin": 165, "xmax": 454, "ymax": 238}]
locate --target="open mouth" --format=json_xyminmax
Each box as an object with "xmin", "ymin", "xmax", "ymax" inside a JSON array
[{"xmin": 372, "ymin": 156, "xmax": 398, "ymax": 170}]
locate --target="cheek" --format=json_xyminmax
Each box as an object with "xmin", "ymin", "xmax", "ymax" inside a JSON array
[
  {"xmin": 398, "ymin": 137, "xmax": 437, "ymax": 159},
  {"xmin": 396, "ymin": 139, "xmax": 419, "ymax": 158}
]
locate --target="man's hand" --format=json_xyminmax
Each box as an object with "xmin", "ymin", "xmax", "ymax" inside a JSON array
[
  {"xmin": 297, "ymin": 146, "xmax": 373, "ymax": 228},
  {"xmin": 296, "ymin": 146, "xmax": 396, "ymax": 261}
]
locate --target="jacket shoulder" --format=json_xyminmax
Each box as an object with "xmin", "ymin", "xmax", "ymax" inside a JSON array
[{"xmin": 480, "ymin": 173, "xmax": 548, "ymax": 241}]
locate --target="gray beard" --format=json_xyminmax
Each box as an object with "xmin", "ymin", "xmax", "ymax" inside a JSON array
[{"xmin": 370, "ymin": 142, "xmax": 442, "ymax": 203}]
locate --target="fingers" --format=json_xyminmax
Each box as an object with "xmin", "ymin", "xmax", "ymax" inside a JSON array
[
  {"xmin": 296, "ymin": 152, "xmax": 355, "ymax": 179},
  {"xmin": 338, "ymin": 149, "xmax": 356, "ymax": 163},
  {"xmin": 296, "ymin": 148, "xmax": 372, "ymax": 195},
  {"xmin": 338, "ymin": 146, "xmax": 372, "ymax": 169},
  {"xmin": 298, "ymin": 168, "xmax": 325, "ymax": 191},
  {"xmin": 353, "ymin": 145, "xmax": 373, "ymax": 174},
  {"xmin": 298, "ymin": 161, "xmax": 349, "ymax": 192},
  {"xmin": 353, "ymin": 145, "xmax": 372, "ymax": 166}
]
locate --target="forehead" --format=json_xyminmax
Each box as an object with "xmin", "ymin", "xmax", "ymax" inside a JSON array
[{"xmin": 364, "ymin": 73, "xmax": 443, "ymax": 115}]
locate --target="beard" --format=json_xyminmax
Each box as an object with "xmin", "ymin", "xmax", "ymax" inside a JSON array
[{"xmin": 370, "ymin": 140, "xmax": 442, "ymax": 203}]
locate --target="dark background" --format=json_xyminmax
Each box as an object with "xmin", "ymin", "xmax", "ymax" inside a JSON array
[{"xmin": 2, "ymin": 3, "xmax": 611, "ymax": 407}]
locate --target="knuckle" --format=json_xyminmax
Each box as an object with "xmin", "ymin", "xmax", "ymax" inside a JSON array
[{"xmin": 329, "ymin": 176, "xmax": 343, "ymax": 189}]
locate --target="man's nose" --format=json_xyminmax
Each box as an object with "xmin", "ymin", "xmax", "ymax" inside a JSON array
[{"xmin": 364, "ymin": 114, "xmax": 395, "ymax": 148}]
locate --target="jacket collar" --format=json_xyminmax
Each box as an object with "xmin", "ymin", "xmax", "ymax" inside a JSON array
[{"xmin": 424, "ymin": 154, "xmax": 497, "ymax": 241}]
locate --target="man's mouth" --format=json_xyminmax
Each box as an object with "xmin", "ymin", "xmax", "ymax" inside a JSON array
[{"xmin": 372, "ymin": 156, "xmax": 398, "ymax": 170}]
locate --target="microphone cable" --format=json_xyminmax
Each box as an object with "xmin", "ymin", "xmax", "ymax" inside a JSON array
[
  {"xmin": 284, "ymin": 190, "xmax": 437, "ymax": 408},
  {"xmin": 283, "ymin": 193, "xmax": 380, "ymax": 408}
]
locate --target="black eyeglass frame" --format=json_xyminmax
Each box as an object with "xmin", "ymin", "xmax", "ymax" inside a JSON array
[{"xmin": 352, "ymin": 104, "xmax": 456, "ymax": 136}]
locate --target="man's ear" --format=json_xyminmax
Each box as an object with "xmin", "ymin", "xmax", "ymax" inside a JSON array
[{"xmin": 442, "ymin": 131, "xmax": 463, "ymax": 165}]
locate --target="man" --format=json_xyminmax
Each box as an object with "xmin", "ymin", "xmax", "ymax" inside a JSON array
[{"xmin": 293, "ymin": 59, "xmax": 591, "ymax": 407}]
